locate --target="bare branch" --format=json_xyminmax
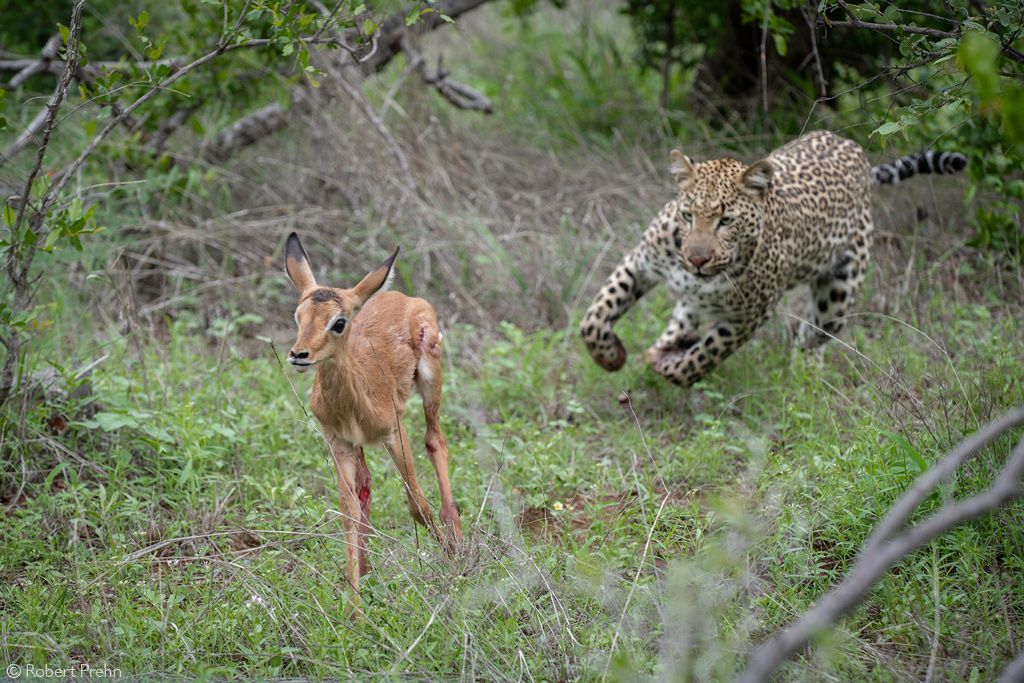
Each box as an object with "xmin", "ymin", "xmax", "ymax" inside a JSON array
[
  {"xmin": 7, "ymin": 61, "xmax": 50, "ymax": 90},
  {"xmin": 759, "ymin": 0, "xmax": 770, "ymax": 110},
  {"xmin": 0, "ymin": 41, "xmax": 187, "ymax": 164},
  {"xmin": 15, "ymin": 23, "xmax": 81, "ymax": 236},
  {"xmin": 4, "ymin": 33, "xmax": 62, "ymax": 89},
  {"xmin": 205, "ymin": 0, "xmax": 495, "ymax": 163},
  {"xmin": 864, "ymin": 404, "xmax": 1024, "ymax": 555},
  {"xmin": 0, "ymin": 56, "xmax": 187, "ymax": 86},
  {"xmin": 355, "ymin": 0, "xmax": 494, "ymax": 75},
  {"xmin": 145, "ymin": 103, "xmax": 204, "ymax": 154},
  {"xmin": 824, "ymin": 18, "xmax": 958, "ymax": 40},
  {"xmin": 1000, "ymin": 648, "xmax": 1024, "ymax": 683},
  {"xmin": 2, "ymin": 102, "xmax": 52, "ymax": 160},
  {"xmin": 401, "ymin": 37, "xmax": 493, "ymax": 113},
  {"xmin": 71, "ymin": 62, "xmax": 146, "ymax": 138},
  {"xmin": 203, "ymin": 94, "xmax": 310, "ymax": 162},
  {"xmin": 800, "ymin": 1, "xmax": 828, "ymax": 97},
  {"xmin": 0, "ymin": 5, "xmax": 84, "ymax": 407},
  {"xmin": 735, "ymin": 407, "xmax": 1024, "ymax": 683},
  {"xmin": 828, "ymin": 0, "xmax": 960, "ymax": 40}
]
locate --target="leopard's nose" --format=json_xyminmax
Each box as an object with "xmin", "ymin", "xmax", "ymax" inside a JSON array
[{"xmin": 688, "ymin": 255, "xmax": 709, "ymax": 268}]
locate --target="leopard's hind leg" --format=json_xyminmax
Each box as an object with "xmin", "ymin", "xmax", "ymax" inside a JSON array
[{"xmin": 799, "ymin": 214, "xmax": 872, "ymax": 349}]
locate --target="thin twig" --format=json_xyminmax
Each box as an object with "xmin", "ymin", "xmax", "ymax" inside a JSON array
[
  {"xmin": 830, "ymin": 0, "xmax": 959, "ymax": 40},
  {"xmin": 735, "ymin": 409, "xmax": 1024, "ymax": 683},
  {"xmin": 760, "ymin": 0, "xmax": 771, "ymax": 110}
]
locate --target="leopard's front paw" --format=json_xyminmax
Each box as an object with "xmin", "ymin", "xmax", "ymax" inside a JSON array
[
  {"xmin": 644, "ymin": 333, "xmax": 700, "ymax": 364},
  {"xmin": 589, "ymin": 331, "xmax": 626, "ymax": 374},
  {"xmin": 592, "ymin": 333, "xmax": 627, "ymax": 372},
  {"xmin": 647, "ymin": 346, "xmax": 700, "ymax": 387},
  {"xmin": 647, "ymin": 349, "xmax": 680, "ymax": 375}
]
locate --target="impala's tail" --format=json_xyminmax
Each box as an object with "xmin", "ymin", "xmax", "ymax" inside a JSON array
[{"xmin": 871, "ymin": 150, "xmax": 968, "ymax": 185}]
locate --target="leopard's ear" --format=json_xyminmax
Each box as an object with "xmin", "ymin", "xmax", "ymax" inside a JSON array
[
  {"xmin": 670, "ymin": 150, "xmax": 699, "ymax": 189},
  {"xmin": 739, "ymin": 160, "xmax": 773, "ymax": 198}
]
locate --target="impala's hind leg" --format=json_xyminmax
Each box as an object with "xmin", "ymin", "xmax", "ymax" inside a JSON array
[
  {"xmin": 385, "ymin": 420, "xmax": 442, "ymax": 544},
  {"xmin": 415, "ymin": 320, "xmax": 464, "ymax": 554}
]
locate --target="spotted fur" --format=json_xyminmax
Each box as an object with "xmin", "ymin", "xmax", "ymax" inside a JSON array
[{"xmin": 580, "ymin": 131, "xmax": 967, "ymax": 387}]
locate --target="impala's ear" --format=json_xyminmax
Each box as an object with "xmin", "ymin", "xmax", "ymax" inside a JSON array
[
  {"xmin": 285, "ymin": 232, "xmax": 317, "ymax": 294},
  {"xmin": 670, "ymin": 149, "xmax": 699, "ymax": 189},
  {"xmin": 351, "ymin": 247, "xmax": 399, "ymax": 309},
  {"xmin": 739, "ymin": 160, "xmax": 773, "ymax": 198}
]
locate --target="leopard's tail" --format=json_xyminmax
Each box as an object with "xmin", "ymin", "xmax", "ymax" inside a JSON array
[{"xmin": 871, "ymin": 150, "xmax": 968, "ymax": 185}]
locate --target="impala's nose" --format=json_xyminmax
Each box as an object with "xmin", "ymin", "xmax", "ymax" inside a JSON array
[{"xmin": 288, "ymin": 348, "xmax": 313, "ymax": 372}]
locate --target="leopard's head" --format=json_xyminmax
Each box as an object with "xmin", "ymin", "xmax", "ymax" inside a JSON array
[{"xmin": 668, "ymin": 151, "xmax": 773, "ymax": 278}]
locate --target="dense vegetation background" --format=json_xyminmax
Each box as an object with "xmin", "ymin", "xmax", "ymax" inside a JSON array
[{"xmin": 1, "ymin": 0, "xmax": 1022, "ymax": 680}]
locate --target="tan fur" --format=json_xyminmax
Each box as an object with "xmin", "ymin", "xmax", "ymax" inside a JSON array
[{"xmin": 283, "ymin": 232, "xmax": 463, "ymax": 613}]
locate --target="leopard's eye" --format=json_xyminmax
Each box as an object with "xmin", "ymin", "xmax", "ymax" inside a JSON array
[
  {"xmin": 681, "ymin": 211, "xmax": 694, "ymax": 223},
  {"xmin": 719, "ymin": 216, "xmax": 735, "ymax": 227}
]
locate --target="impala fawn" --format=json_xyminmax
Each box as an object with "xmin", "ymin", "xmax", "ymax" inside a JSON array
[{"xmin": 283, "ymin": 232, "xmax": 463, "ymax": 605}]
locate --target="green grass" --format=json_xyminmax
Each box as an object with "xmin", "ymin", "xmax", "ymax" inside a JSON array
[{"xmin": 3, "ymin": 275, "xmax": 1023, "ymax": 680}]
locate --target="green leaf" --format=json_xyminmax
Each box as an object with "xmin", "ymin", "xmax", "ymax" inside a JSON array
[
  {"xmin": 45, "ymin": 462, "xmax": 71, "ymax": 489},
  {"xmin": 959, "ymin": 31, "xmax": 1000, "ymax": 103},
  {"xmin": 44, "ymin": 229, "xmax": 61, "ymax": 250},
  {"xmin": 883, "ymin": 430, "xmax": 928, "ymax": 473},
  {"xmin": 999, "ymin": 88, "xmax": 1024, "ymax": 144},
  {"xmin": 94, "ymin": 412, "xmax": 142, "ymax": 431},
  {"xmin": 773, "ymin": 32, "xmax": 787, "ymax": 58},
  {"xmin": 3, "ymin": 205, "xmax": 15, "ymax": 227},
  {"xmin": 134, "ymin": 11, "xmax": 149, "ymax": 32},
  {"xmin": 68, "ymin": 197, "xmax": 83, "ymax": 222},
  {"xmin": 874, "ymin": 121, "xmax": 902, "ymax": 137},
  {"xmin": 178, "ymin": 458, "xmax": 193, "ymax": 486}
]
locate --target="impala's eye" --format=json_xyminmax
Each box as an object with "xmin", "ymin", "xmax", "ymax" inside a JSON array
[
  {"xmin": 681, "ymin": 211, "xmax": 693, "ymax": 223},
  {"xmin": 330, "ymin": 318, "xmax": 346, "ymax": 334},
  {"xmin": 719, "ymin": 216, "xmax": 735, "ymax": 226}
]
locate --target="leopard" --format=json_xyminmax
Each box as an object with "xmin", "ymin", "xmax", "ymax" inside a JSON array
[{"xmin": 580, "ymin": 130, "xmax": 968, "ymax": 387}]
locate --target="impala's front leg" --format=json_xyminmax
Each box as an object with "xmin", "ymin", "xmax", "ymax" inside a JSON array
[
  {"xmin": 330, "ymin": 440, "xmax": 372, "ymax": 600},
  {"xmin": 580, "ymin": 241, "xmax": 663, "ymax": 371}
]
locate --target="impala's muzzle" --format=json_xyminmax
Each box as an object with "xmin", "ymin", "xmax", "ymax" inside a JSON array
[{"xmin": 288, "ymin": 348, "xmax": 314, "ymax": 373}]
